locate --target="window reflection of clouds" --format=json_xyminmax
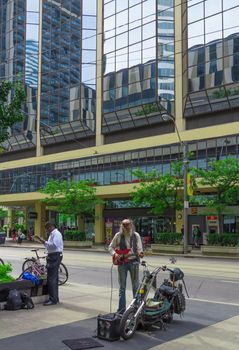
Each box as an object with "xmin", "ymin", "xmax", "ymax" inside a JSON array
[
  {"xmin": 26, "ymin": 24, "xmax": 39, "ymax": 41},
  {"xmin": 205, "ymin": 0, "xmax": 222, "ymax": 17},
  {"xmin": 188, "ymin": 21, "xmax": 204, "ymax": 49},
  {"xmin": 188, "ymin": 3, "xmax": 203, "ymax": 23},
  {"xmin": 223, "ymin": 7, "xmax": 239, "ymax": 36},
  {"xmin": 26, "ymin": 0, "xmax": 39, "ymax": 12},
  {"xmin": 223, "ymin": 0, "xmax": 239, "ymax": 10}
]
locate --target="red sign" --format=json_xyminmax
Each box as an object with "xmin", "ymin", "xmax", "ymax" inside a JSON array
[{"xmin": 207, "ymin": 216, "xmax": 218, "ymax": 221}]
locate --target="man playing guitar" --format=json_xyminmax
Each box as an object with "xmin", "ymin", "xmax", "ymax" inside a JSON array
[{"xmin": 108, "ymin": 218, "xmax": 144, "ymax": 314}]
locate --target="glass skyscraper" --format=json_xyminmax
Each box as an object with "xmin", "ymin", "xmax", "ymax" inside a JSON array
[{"xmin": 0, "ymin": 1, "xmax": 239, "ymax": 241}]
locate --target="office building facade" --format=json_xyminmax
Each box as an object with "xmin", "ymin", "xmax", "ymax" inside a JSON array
[{"xmin": 0, "ymin": 0, "xmax": 239, "ymax": 241}]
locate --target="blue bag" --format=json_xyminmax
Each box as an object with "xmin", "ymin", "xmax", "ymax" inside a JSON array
[{"xmin": 22, "ymin": 271, "xmax": 40, "ymax": 286}]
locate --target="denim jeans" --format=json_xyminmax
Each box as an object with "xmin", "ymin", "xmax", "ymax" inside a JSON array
[{"xmin": 117, "ymin": 261, "xmax": 139, "ymax": 313}]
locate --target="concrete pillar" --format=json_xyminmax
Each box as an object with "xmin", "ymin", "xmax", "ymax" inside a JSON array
[
  {"xmin": 34, "ymin": 201, "xmax": 46, "ymax": 238},
  {"xmin": 36, "ymin": 0, "xmax": 43, "ymax": 157},
  {"xmin": 7, "ymin": 208, "xmax": 14, "ymax": 237},
  {"xmin": 174, "ymin": 0, "xmax": 185, "ymax": 133},
  {"xmin": 95, "ymin": 0, "xmax": 104, "ymax": 146},
  {"xmin": 94, "ymin": 203, "xmax": 104, "ymax": 244}
]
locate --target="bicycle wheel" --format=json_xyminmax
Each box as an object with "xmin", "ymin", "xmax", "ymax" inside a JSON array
[
  {"xmin": 0, "ymin": 258, "xmax": 4, "ymax": 265},
  {"xmin": 22, "ymin": 259, "xmax": 35, "ymax": 272},
  {"xmin": 58, "ymin": 262, "xmax": 68, "ymax": 285}
]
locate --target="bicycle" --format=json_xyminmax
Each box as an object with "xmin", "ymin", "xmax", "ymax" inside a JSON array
[{"xmin": 21, "ymin": 249, "xmax": 68, "ymax": 285}]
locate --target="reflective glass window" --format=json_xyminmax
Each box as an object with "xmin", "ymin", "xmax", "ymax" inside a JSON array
[
  {"xmin": 188, "ymin": 2, "xmax": 204, "ymax": 23},
  {"xmin": 116, "ymin": 0, "xmax": 128, "ymax": 13},
  {"xmin": 129, "ymin": 26, "xmax": 142, "ymax": 45},
  {"xmin": 223, "ymin": 0, "xmax": 239, "ymax": 10},
  {"xmin": 205, "ymin": 0, "xmax": 222, "ymax": 17},
  {"xmin": 26, "ymin": 0, "xmax": 40, "ymax": 12},
  {"xmin": 116, "ymin": 10, "xmax": 128, "ymax": 35},
  {"xmin": 129, "ymin": 4, "xmax": 141, "ymax": 30},
  {"xmin": 116, "ymin": 32, "xmax": 128, "ymax": 50},
  {"xmin": 83, "ymin": 0, "xmax": 96, "ymax": 15},
  {"xmin": 104, "ymin": 1, "xmax": 115, "ymax": 18},
  {"xmin": 205, "ymin": 14, "xmax": 222, "ymax": 44},
  {"xmin": 143, "ymin": 21, "xmax": 155, "ymax": 40}
]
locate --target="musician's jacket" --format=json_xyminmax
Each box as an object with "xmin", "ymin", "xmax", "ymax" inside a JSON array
[{"xmin": 108, "ymin": 231, "xmax": 143, "ymax": 260}]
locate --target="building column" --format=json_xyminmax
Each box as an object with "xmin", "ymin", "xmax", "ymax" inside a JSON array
[
  {"xmin": 174, "ymin": 0, "xmax": 185, "ymax": 133},
  {"xmin": 36, "ymin": 0, "xmax": 43, "ymax": 157},
  {"xmin": 95, "ymin": 0, "xmax": 104, "ymax": 146},
  {"xmin": 7, "ymin": 208, "xmax": 14, "ymax": 237},
  {"xmin": 34, "ymin": 201, "xmax": 46, "ymax": 238},
  {"xmin": 94, "ymin": 203, "xmax": 104, "ymax": 244}
]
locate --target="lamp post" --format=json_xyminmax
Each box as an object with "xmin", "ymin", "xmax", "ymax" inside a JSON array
[{"xmin": 161, "ymin": 113, "xmax": 188, "ymax": 254}]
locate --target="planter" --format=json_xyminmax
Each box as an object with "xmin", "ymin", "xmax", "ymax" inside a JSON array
[
  {"xmin": 202, "ymin": 245, "xmax": 239, "ymax": 256},
  {"xmin": 0, "ymin": 279, "xmax": 48, "ymax": 302},
  {"xmin": 151, "ymin": 244, "xmax": 185, "ymax": 254},
  {"xmin": 64, "ymin": 240, "xmax": 92, "ymax": 248}
]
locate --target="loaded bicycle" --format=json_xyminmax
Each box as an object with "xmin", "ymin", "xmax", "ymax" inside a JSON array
[{"xmin": 21, "ymin": 249, "xmax": 68, "ymax": 285}]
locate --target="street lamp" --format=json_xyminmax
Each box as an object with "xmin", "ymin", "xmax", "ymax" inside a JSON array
[{"xmin": 161, "ymin": 113, "xmax": 188, "ymax": 254}]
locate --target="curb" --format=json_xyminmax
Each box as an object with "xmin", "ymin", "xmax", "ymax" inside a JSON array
[{"xmin": 1, "ymin": 243, "xmax": 239, "ymax": 260}]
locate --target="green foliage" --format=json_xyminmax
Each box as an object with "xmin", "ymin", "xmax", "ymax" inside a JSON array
[
  {"xmin": 64, "ymin": 230, "xmax": 86, "ymax": 241},
  {"xmin": 212, "ymin": 87, "xmax": 239, "ymax": 99},
  {"xmin": 0, "ymin": 209, "xmax": 8, "ymax": 219},
  {"xmin": 131, "ymin": 164, "xmax": 185, "ymax": 216},
  {"xmin": 154, "ymin": 232, "xmax": 182, "ymax": 245},
  {"xmin": 15, "ymin": 210, "xmax": 25, "ymax": 218},
  {"xmin": 40, "ymin": 179, "xmax": 103, "ymax": 218},
  {"xmin": 135, "ymin": 103, "xmax": 162, "ymax": 116},
  {"xmin": 207, "ymin": 233, "xmax": 239, "ymax": 247},
  {"xmin": 0, "ymin": 79, "xmax": 26, "ymax": 143},
  {"xmin": 14, "ymin": 223, "xmax": 26, "ymax": 233},
  {"xmin": 191, "ymin": 158, "xmax": 239, "ymax": 232},
  {"xmin": 0, "ymin": 263, "xmax": 15, "ymax": 283}
]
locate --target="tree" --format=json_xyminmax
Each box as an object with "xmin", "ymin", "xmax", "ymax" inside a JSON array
[
  {"xmin": 131, "ymin": 163, "xmax": 185, "ymax": 232},
  {"xmin": 0, "ymin": 79, "xmax": 26, "ymax": 144},
  {"xmin": 191, "ymin": 158, "xmax": 239, "ymax": 234},
  {"xmin": 40, "ymin": 179, "xmax": 102, "ymax": 222}
]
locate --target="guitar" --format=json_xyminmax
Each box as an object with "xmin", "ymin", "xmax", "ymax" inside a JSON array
[{"xmin": 113, "ymin": 248, "xmax": 137, "ymax": 266}]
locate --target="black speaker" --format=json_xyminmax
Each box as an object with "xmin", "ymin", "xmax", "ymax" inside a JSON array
[{"xmin": 97, "ymin": 313, "xmax": 121, "ymax": 341}]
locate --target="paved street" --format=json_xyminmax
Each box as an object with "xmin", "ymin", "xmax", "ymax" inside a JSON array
[{"xmin": 0, "ymin": 247, "xmax": 239, "ymax": 349}]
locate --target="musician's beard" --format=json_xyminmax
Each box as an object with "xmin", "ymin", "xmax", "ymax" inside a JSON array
[{"xmin": 123, "ymin": 228, "xmax": 132, "ymax": 236}]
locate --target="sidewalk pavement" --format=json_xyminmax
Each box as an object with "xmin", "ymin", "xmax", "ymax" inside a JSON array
[{"xmin": 1, "ymin": 240, "xmax": 239, "ymax": 349}]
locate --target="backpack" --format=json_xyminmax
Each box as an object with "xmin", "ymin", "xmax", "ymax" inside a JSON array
[
  {"xmin": 20, "ymin": 292, "xmax": 34, "ymax": 309},
  {"xmin": 4, "ymin": 289, "xmax": 22, "ymax": 310},
  {"xmin": 4, "ymin": 289, "xmax": 34, "ymax": 311}
]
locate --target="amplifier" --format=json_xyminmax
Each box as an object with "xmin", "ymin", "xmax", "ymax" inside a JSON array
[{"xmin": 97, "ymin": 313, "xmax": 121, "ymax": 341}]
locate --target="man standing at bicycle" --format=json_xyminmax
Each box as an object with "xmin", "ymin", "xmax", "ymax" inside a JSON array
[
  {"xmin": 108, "ymin": 218, "xmax": 144, "ymax": 314},
  {"xmin": 36, "ymin": 222, "xmax": 63, "ymax": 306}
]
